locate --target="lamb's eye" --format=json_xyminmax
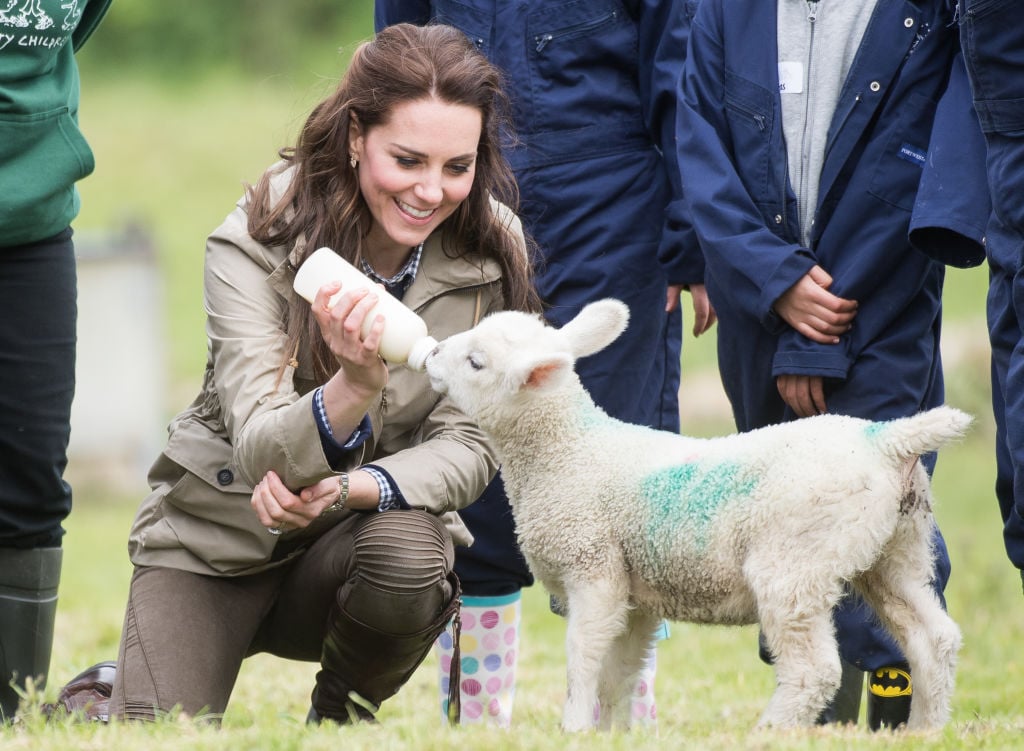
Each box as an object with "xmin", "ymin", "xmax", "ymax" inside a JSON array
[{"xmin": 468, "ymin": 355, "xmax": 484, "ymax": 371}]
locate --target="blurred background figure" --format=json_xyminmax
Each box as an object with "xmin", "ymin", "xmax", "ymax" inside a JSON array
[
  {"xmin": 0, "ymin": 0, "xmax": 112, "ymax": 723},
  {"xmin": 958, "ymin": 0, "xmax": 1024, "ymax": 589}
]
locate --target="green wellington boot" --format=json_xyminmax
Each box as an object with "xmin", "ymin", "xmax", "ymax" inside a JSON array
[{"xmin": 0, "ymin": 547, "xmax": 62, "ymax": 722}]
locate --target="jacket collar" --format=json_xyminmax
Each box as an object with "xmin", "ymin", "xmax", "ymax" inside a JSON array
[
  {"xmin": 402, "ymin": 231, "xmax": 502, "ymax": 312},
  {"xmin": 268, "ymin": 228, "xmax": 502, "ymax": 312}
]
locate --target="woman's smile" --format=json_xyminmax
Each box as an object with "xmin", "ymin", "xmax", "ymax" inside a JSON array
[{"xmin": 395, "ymin": 199, "xmax": 436, "ymax": 221}]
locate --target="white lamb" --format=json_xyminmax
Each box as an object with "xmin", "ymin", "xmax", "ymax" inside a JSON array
[{"xmin": 423, "ymin": 299, "xmax": 967, "ymax": 733}]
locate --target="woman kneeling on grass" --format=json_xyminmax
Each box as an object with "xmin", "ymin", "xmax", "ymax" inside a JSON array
[{"xmin": 65, "ymin": 23, "xmax": 538, "ymax": 725}]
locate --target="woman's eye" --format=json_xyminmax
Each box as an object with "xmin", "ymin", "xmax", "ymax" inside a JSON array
[
  {"xmin": 447, "ymin": 163, "xmax": 471, "ymax": 175},
  {"xmin": 396, "ymin": 156, "xmax": 419, "ymax": 168}
]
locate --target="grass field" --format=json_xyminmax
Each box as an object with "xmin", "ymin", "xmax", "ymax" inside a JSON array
[{"xmin": 2, "ymin": 71, "xmax": 1020, "ymax": 749}]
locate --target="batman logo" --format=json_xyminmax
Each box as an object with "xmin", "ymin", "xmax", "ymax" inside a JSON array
[{"xmin": 869, "ymin": 667, "xmax": 912, "ymax": 698}]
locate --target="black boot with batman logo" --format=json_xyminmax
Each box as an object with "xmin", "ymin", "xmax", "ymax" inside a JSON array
[{"xmin": 867, "ymin": 662, "xmax": 912, "ymax": 730}]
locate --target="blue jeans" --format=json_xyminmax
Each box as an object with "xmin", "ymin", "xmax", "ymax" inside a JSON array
[
  {"xmin": 0, "ymin": 229, "xmax": 76, "ymax": 549},
  {"xmin": 959, "ymin": 0, "xmax": 1024, "ymax": 568}
]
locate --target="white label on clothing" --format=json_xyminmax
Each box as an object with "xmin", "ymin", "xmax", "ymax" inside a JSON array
[{"xmin": 778, "ymin": 61, "xmax": 804, "ymax": 94}]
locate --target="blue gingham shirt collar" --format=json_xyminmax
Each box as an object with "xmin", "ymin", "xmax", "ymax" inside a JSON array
[{"xmin": 360, "ymin": 242, "xmax": 424, "ymax": 300}]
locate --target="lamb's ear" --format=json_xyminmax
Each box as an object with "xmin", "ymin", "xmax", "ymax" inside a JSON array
[
  {"xmin": 512, "ymin": 353, "xmax": 574, "ymax": 392},
  {"xmin": 557, "ymin": 299, "xmax": 630, "ymax": 359}
]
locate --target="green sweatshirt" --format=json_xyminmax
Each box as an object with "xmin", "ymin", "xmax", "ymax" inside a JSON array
[{"xmin": 0, "ymin": 0, "xmax": 111, "ymax": 248}]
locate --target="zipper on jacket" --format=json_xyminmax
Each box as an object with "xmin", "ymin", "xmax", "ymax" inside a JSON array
[
  {"xmin": 796, "ymin": 0, "xmax": 819, "ymax": 247},
  {"xmin": 961, "ymin": 0, "xmax": 1003, "ymax": 20},
  {"xmin": 535, "ymin": 10, "xmax": 619, "ymax": 52},
  {"xmin": 726, "ymin": 96, "xmax": 768, "ymax": 132}
]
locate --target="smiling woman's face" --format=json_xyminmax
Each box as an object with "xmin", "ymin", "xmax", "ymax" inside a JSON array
[{"xmin": 350, "ymin": 96, "xmax": 483, "ymax": 260}]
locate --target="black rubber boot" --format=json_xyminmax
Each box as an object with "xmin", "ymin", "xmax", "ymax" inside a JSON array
[
  {"xmin": 867, "ymin": 663, "xmax": 912, "ymax": 730},
  {"xmin": 0, "ymin": 547, "xmax": 62, "ymax": 722},
  {"xmin": 307, "ymin": 572, "xmax": 461, "ymax": 725},
  {"xmin": 816, "ymin": 659, "xmax": 863, "ymax": 725}
]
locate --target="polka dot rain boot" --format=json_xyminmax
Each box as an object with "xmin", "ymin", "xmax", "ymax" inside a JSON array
[{"xmin": 437, "ymin": 591, "xmax": 521, "ymax": 727}]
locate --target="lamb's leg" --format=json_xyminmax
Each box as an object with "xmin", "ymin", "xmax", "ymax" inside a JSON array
[
  {"xmin": 561, "ymin": 578, "xmax": 630, "ymax": 732},
  {"xmin": 595, "ymin": 610, "xmax": 662, "ymax": 730},
  {"xmin": 749, "ymin": 555, "xmax": 849, "ymax": 728},
  {"xmin": 757, "ymin": 607, "xmax": 842, "ymax": 727},
  {"xmin": 854, "ymin": 526, "xmax": 961, "ymax": 730}
]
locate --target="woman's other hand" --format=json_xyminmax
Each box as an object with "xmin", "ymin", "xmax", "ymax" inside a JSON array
[{"xmin": 251, "ymin": 471, "xmax": 342, "ymax": 532}]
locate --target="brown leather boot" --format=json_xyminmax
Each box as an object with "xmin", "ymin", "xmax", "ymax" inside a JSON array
[
  {"xmin": 307, "ymin": 573, "xmax": 461, "ymax": 725},
  {"xmin": 41, "ymin": 661, "xmax": 116, "ymax": 722}
]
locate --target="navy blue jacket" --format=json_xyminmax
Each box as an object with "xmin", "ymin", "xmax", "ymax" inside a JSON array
[
  {"xmin": 377, "ymin": 0, "xmax": 702, "ymax": 430},
  {"xmin": 959, "ymin": 0, "xmax": 1024, "ymax": 571},
  {"xmin": 678, "ymin": 0, "xmax": 988, "ymax": 431},
  {"xmin": 678, "ymin": 0, "xmax": 988, "ymax": 668}
]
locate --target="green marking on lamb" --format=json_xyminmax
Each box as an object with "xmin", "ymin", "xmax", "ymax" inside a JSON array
[
  {"xmin": 580, "ymin": 403, "xmax": 611, "ymax": 430},
  {"xmin": 578, "ymin": 398, "xmax": 646, "ymax": 436},
  {"xmin": 642, "ymin": 461, "xmax": 757, "ymax": 551},
  {"xmin": 864, "ymin": 422, "xmax": 886, "ymax": 440}
]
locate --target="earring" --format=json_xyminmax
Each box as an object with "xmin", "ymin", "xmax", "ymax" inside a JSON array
[{"xmin": 349, "ymin": 154, "xmax": 358, "ymax": 169}]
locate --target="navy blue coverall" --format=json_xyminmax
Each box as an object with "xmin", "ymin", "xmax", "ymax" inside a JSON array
[
  {"xmin": 678, "ymin": 0, "xmax": 988, "ymax": 671},
  {"xmin": 376, "ymin": 1, "xmax": 704, "ymax": 593},
  {"xmin": 958, "ymin": 0, "xmax": 1024, "ymax": 576}
]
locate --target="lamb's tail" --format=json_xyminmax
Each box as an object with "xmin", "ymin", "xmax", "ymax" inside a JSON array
[{"xmin": 868, "ymin": 405, "xmax": 973, "ymax": 462}]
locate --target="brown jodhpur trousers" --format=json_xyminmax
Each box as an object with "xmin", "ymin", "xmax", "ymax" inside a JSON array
[{"xmin": 110, "ymin": 509, "xmax": 457, "ymax": 721}]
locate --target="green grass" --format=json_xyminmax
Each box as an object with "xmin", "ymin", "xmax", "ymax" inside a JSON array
[
  {"xmin": 6, "ymin": 431, "xmax": 1023, "ymax": 749},
  {"xmin": 11, "ymin": 71, "xmax": 1016, "ymax": 748}
]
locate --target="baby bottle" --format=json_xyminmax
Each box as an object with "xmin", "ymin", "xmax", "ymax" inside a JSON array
[{"xmin": 293, "ymin": 247, "xmax": 439, "ymax": 371}]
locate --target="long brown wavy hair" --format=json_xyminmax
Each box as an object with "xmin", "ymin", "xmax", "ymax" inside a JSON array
[{"xmin": 246, "ymin": 23, "xmax": 540, "ymax": 383}]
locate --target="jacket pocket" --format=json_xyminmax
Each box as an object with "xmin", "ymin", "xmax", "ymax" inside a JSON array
[
  {"xmin": 143, "ymin": 469, "xmax": 277, "ymax": 573},
  {"xmin": 868, "ymin": 91, "xmax": 937, "ymax": 211},
  {"xmin": 723, "ymin": 71, "xmax": 776, "ymax": 202},
  {"xmin": 434, "ymin": 0, "xmax": 493, "ymax": 54},
  {"xmin": 960, "ymin": 0, "xmax": 1014, "ymax": 20},
  {"xmin": 0, "ymin": 107, "xmax": 94, "ymax": 242},
  {"xmin": 960, "ymin": 0, "xmax": 1024, "ymax": 135},
  {"xmin": 525, "ymin": 1, "xmax": 641, "ymax": 133}
]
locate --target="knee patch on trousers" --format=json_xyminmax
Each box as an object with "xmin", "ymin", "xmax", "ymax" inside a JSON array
[{"xmin": 342, "ymin": 511, "xmax": 455, "ymax": 634}]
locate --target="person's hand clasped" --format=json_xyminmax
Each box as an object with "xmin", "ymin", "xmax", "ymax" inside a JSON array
[
  {"xmin": 312, "ymin": 283, "xmax": 388, "ymax": 395},
  {"xmin": 252, "ymin": 471, "xmax": 345, "ymax": 535},
  {"xmin": 774, "ymin": 265, "xmax": 857, "ymax": 344},
  {"xmin": 777, "ymin": 373, "xmax": 827, "ymax": 417}
]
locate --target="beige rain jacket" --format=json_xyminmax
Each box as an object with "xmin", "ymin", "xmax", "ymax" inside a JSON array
[{"xmin": 127, "ymin": 167, "xmax": 514, "ymax": 576}]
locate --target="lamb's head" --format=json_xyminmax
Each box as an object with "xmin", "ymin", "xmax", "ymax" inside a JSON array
[{"xmin": 424, "ymin": 299, "xmax": 630, "ymax": 427}]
